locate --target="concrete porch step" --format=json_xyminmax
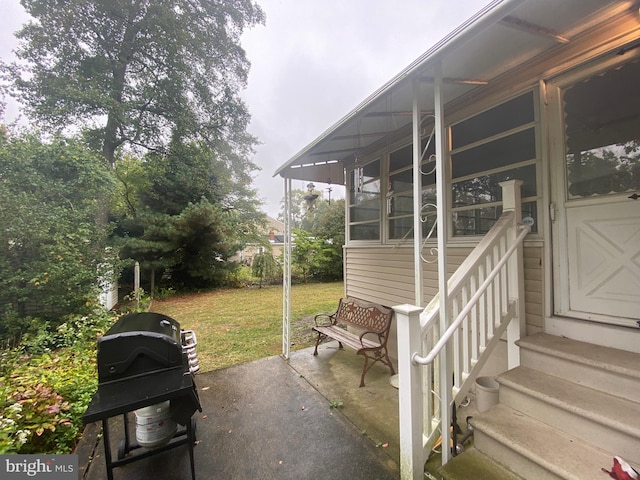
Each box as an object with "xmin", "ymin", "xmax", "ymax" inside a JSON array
[
  {"xmin": 435, "ymin": 447, "xmax": 523, "ymax": 480},
  {"xmin": 518, "ymin": 333, "xmax": 640, "ymax": 399},
  {"xmin": 498, "ymin": 366, "xmax": 640, "ymax": 464},
  {"xmin": 471, "ymin": 404, "xmax": 615, "ymax": 480}
]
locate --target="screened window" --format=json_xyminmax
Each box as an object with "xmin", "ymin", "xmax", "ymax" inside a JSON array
[
  {"xmin": 451, "ymin": 92, "xmax": 534, "ymax": 149},
  {"xmin": 564, "ymin": 61, "xmax": 640, "ymax": 199},
  {"xmin": 349, "ymin": 159, "xmax": 381, "ymax": 240},
  {"xmin": 450, "ymin": 91, "xmax": 538, "ymax": 236}
]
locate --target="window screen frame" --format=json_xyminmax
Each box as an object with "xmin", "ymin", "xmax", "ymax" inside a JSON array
[
  {"xmin": 347, "ymin": 158, "xmax": 382, "ymax": 242},
  {"xmin": 449, "ymin": 90, "xmax": 541, "ymax": 238}
]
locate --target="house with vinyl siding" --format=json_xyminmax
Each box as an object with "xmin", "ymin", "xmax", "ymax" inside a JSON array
[{"xmin": 275, "ymin": 1, "xmax": 640, "ymax": 478}]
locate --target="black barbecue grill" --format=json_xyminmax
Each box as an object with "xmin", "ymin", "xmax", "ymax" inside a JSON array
[
  {"xmin": 97, "ymin": 312, "xmax": 183, "ymax": 382},
  {"xmin": 83, "ymin": 312, "xmax": 202, "ymax": 480}
]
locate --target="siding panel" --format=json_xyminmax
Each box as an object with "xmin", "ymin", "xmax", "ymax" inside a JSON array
[{"xmin": 345, "ymin": 245, "xmax": 545, "ymax": 332}]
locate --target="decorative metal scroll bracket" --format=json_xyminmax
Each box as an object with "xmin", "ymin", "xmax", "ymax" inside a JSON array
[{"xmin": 421, "ymin": 203, "xmax": 438, "ymax": 263}]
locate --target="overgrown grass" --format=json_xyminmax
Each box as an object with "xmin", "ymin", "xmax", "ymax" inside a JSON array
[{"xmin": 150, "ymin": 282, "xmax": 344, "ymax": 372}]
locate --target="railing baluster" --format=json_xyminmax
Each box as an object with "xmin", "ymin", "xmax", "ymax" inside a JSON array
[
  {"xmin": 462, "ymin": 282, "xmax": 470, "ymax": 377},
  {"xmin": 470, "ymin": 272, "xmax": 479, "ymax": 364},
  {"xmin": 478, "ymin": 263, "xmax": 486, "ymax": 351},
  {"xmin": 490, "ymin": 246, "xmax": 498, "ymax": 337},
  {"xmin": 423, "ymin": 318, "xmax": 437, "ymax": 442},
  {"xmin": 500, "ymin": 235, "xmax": 508, "ymax": 315},
  {"xmin": 423, "ymin": 333, "xmax": 433, "ymax": 441},
  {"xmin": 452, "ymin": 294, "xmax": 461, "ymax": 390},
  {"xmin": 483, "ymin": 257, "xmax": 491, "ymax": 345},
  {"xmin": 433, "ymin": 350, "xmax": 440, "ymax": 426}
]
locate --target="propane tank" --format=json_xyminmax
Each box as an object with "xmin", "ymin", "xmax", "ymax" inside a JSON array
[{"xmin": 134, "ymin": 401, "xmax": 177, "ymax": 448}]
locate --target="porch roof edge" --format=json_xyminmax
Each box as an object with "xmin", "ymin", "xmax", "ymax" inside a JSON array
[{"xmin": 273, "ymin": 0, "xmax": 527, "ymax": 179}]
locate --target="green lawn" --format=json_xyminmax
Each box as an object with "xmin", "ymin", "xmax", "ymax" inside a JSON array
[{"xmin": 150, "ymin": 282, "xmax": 344, "ymax": 372}]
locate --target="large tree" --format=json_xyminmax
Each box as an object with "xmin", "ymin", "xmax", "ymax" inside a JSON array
[
  {"xmin": 114, "ymin": 140, "xmax": 265, "ymax": 291},
  {"xmin": 9, "ymin": 0, "xmax": 264, "ymax": 165}
]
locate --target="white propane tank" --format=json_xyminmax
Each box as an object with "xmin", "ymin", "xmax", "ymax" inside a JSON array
[{"xmin": 134, "ymin": 401, "xmax": 177, "ymax": 448}]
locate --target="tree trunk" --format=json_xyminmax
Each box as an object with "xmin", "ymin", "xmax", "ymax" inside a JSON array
[
  {"xmin": 150, "ymin": 267, "xmax": 155, "ymax": 299},
  {"xmin": 102, "ymin": 0, "xmax": 144, "ymax": 166}
]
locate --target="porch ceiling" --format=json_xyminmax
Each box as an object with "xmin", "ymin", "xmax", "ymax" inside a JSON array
[{"xmin": 274, "ymin": 0, "xmax": 640, "ymax": 185}]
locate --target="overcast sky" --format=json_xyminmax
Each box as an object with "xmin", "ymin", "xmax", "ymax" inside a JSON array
[{"xmin": 1, "ymin": 0, "xmax": 489, "ymax": 218}]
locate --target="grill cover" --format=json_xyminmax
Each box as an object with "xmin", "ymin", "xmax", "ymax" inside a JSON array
[{"xmin": 98, "ymin": 312, "xmax": 184, "ymax": 383}]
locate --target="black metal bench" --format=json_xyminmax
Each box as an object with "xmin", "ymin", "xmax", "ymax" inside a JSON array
[{"xmin": 312, "ymin": 297, "xmax": 395, "ymax": 387}]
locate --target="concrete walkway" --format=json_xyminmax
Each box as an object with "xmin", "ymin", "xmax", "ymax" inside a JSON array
[{"xmin": 80, "ymin": 342, "xmax": 400, "ymax": 480}]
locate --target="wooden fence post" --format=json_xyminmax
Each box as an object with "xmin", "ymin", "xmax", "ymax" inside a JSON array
[{"xmin": 134, "ymin": 261, "xmax": 140, "ymax": 311}]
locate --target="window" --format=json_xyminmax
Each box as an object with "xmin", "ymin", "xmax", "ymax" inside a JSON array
[
  {"xmin": 450, "ymin": 91, "xmax": 538, "ymax": 236},
  {"xmin": 564, "ymin": 61, "xmax": 640, "ymax": 199},
  {"xmin": 349, "ymin": 159, "xmax": 381, "ymax": 240},
  {"xmin": 388, "ymin": 137, "xmax": 437, "ymax": 240}
]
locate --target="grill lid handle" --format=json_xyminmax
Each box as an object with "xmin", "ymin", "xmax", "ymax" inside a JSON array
[{"xmin": 160, "ymin": 319, "xmax": 178, "ymax": 332}]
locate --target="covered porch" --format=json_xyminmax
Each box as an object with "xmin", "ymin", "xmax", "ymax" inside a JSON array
[{"xmin": 274, "ymin": 0, "xmax": 640, "ymax": 479}]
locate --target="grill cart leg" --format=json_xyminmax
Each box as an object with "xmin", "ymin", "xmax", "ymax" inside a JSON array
[
  {"xmin": 101, "ymin": 419, "xmax": 115, "ymax": 480},
  {"xmin": 119, "ymin": 413, "xmax": 131, "ymax": 459},
  {"xmin": 187, "ymin": 417, "xmax": 197, "ymax": 480}
]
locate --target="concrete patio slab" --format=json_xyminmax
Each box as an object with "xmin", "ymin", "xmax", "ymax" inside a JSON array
[
  {"xmin": 80, "ymin": 342, "xmax": 400, "ymax": 480},
  {"xmin": 288, "ymin": 341, "xmax": 401, "ymax": 462}
]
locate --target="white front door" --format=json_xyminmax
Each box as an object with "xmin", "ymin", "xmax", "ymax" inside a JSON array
[{"xmin": 552, "ymin": 59, "xmax": 640, "ymax": 327}]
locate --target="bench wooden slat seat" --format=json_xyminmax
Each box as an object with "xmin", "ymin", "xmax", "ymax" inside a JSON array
[{"xmin": 312, "ymin": 297, "xmax": 395, "ymax": 387}]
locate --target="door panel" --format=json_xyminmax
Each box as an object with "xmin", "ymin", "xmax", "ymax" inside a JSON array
[{"xmin": 567, "ymin": 202, "xmax": 640, "ymax": 320}]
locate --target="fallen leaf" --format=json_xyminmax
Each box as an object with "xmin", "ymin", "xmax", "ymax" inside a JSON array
[
  {"xmin": 201, "ymin": 386, "xmax": 210, "ymax": 391},
  {"xmin": 382, "ymin": 443, "xmax": 389, "ymax": 448},
  {"xmin": 279, "ymin": 461, "xmax": 284, "ymax": 465},
  {"xmin": 202, "ymin": 415, "xmax": 208, "ymax": 419},
  {"xmin": 228, "ymin": 430, "xmax": 233, "ymax": 434}
]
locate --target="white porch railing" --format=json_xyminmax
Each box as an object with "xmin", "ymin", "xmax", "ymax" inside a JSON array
[{"xmin": 394, "ymin": 180, "xmax": 530, "ymax": 480}]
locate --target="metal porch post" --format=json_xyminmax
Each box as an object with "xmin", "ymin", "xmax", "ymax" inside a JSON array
[
  {"xmin": 434, "ymin": 60, "xmax": 452, "ymax": 465},
  {"xmin": 412, "ymin": 77, "xmax": 424, "ymax": 307},
  {"xmin": 282, "ymin": 177, "xmax": 292, "ymax": 359}
]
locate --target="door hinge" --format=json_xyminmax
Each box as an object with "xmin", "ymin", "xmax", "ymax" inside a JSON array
[{"xmin": 540, "ymin": 80, "xmax": 548, "ymax": 106}]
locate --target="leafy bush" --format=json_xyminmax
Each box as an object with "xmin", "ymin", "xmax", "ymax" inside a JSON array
[
  {"xmin": 291, "ymin": 229, "xmax": 343, "ymax": 282},
  {"xmin": 0, "ymin": 309, "xmax": 116, "ymax": 454},
  {"xmin": 251, "ymin": 251, "xmax": 282, "ymax": 287},
  {"xmin": 119, "ymin": 289, "xmax": 153, "ymax": 315},
  {"xmin": 226, "ymin": 265, "xmax": 254, "ymax": 288},
  {"xmin": 0, "ymin": 133, "xmax": 117, "ymax": 342},
  {"xmin": 18, "ymin": 309, "xmax": 115, "ymax": 355}
]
